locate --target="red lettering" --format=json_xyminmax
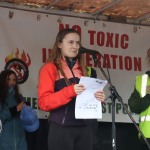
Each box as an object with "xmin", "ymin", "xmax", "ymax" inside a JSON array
[
  {"xmin": 134, "ymin": 57, "xmax": 141, "ymax": 71},
  {"xmin": 94, "ymin": 53, "xmax": 102, "ymax": 67},
  {"xmin": 88, "ymin": 30, "xmax": 129, "ymax": 49},
  {"xmin": 72, "ymin": 25, "xmax": 81, "ymax": 36},
  {"xmin": 97, "ymin": 32, "xmax": 105, "ymax": 46},
  {"xmin": 103, "ymin": 54, "xmax": 111, "ymax": 68},
  {"xmin": 85, "ymin": 53, "xmax": 141, "ymax": 71},
  {"xmin": 106, "ymin": 32, "xmax": 113, "ymax": 47},
  {"xmin": 42, "ymin": 48, "xmax": 46, "ymax": 63},
  {"xmin": 121, "ymin": 34, "xmax": 129, "ymax": 49},
  {"xmin": 124, "ymin": 56, "xmax": 132, "ymax": 70},
  {"xmin": 88, "ymin": 30, "xmax": 96, "ymax": 45},
  {"xmin": 115, "ymin": 34, "xmax": 119, "ymax": 48},
  {"xmin": 59, "ymin": 24, "xmax": 81, "ymax": 36},
  {"xmin": 86, "ymin": 54, "xmax": 93, "ymax": 66},
  {"xmin": 110, "ymin": 55, "xmax": 118, "ymax": 69},
  {"xmin": 42, "ymin": 48, "xmax": 51, "ymax": 63},
  {"xmin": 59, "ymin": 23, "xmax": 70, "ymax": 30},
  {"xmin": 119, "ymin": 55, "xmax": 123, "ymax": 70}
]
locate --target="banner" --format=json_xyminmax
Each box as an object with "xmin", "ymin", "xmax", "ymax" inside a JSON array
[{"xmin": 0, "ymin": 7, "xmax": 150, "ymax": 122}]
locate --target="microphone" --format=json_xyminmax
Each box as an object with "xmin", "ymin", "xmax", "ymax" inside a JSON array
[
  {"xmin": 79, "ymin": 47, "xmax": 110, "ymax": 83},
  {"xmin": 78, "ymin": 47, "xmax": 99, "ymax": 55}
]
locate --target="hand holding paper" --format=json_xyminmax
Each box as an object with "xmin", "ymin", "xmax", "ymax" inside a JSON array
[{"xmin": 75, "ymin": 77, "xmax": 107, "ymax": 119}]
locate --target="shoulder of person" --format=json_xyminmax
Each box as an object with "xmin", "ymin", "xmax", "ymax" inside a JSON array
[
  {"xmin": 40, "ymin": 62, "xmax": 57, "ymax": 72},
  {"xmin": 135, "ymin": 71, "xmax": 150, "ymax": 81},
  {"xmin": 145, "ymin": 70, "xmax": 150, "ymax": 77}
]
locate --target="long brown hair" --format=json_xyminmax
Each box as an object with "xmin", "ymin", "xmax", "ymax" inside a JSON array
[
  {"xmin": 0, "ymin": 70, "xmax": 21, "ymax": 105},
  {"xmin": 46, "ymin": 28, "xmax": 88, "ymax": 84}
]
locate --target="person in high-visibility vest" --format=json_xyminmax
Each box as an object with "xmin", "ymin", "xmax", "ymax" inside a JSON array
[{"xmin": 128, "ymin": 48, "xmax": 150, "ymax": 150}]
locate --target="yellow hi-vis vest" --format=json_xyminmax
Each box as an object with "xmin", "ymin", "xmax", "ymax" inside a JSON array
[
  {"xmin": 87, "ymin": 66, "xmax": 92, "ymax": 77},
  {"xmin": 135, "ymin": 74, "xmax": 150, "ymax": 138}
]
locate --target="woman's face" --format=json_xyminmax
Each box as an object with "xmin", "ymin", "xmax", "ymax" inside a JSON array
[
  {"xmin": 58, "ymin": 32, "xmax": 80, "ymax": 59},
  {"xmin": 7, "ymin": 73, "xmax": 16, "ymax": 88}
]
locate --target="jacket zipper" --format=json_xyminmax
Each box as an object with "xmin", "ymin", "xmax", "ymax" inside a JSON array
[
  {"xmin": 62, "ymin": 106, "xmax": 68, "ymax": 125},
  {"xmin": 62, "ymin": 61, "xmax": 76, "ymax": 125}
]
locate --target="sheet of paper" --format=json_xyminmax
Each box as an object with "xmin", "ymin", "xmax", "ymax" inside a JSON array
[{"xmin": 75, "ymin": 76, "xmax": 107, "ymax": 119}]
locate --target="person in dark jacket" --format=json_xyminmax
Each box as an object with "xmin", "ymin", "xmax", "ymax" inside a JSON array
[
  {"xmin": 38, "ymin": 28, "xmax": 106, "ymax": 150},
  {"xmin": 0, "ymin": 70, "xmax": 27, "ymax": 150},
  {"xmin": 128, "ymin": 48, "xmax": 150, "ymax": 150}
]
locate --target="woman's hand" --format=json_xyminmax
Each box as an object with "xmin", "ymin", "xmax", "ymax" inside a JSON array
[
  {"xmin": 94, "ymin": 90, "xmax": 105, "ymax": 102},
  {"xmin": 74, "ymin": 84, "xmax": 86, "ymax": 95},
  {"xmin": 17, "ymin": 101, "xmax": 25, "ymax": 112}
]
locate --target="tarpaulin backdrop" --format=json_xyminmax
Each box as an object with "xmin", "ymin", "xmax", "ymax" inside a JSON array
[{"xmin": 0, "ymin": 7, "xmax": 150, "ymax": 122}]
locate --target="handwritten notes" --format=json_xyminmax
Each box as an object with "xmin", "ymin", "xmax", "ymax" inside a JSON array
[{"xmin": 75, "ymin": 77, "xmax": 107, "ymax": 119}]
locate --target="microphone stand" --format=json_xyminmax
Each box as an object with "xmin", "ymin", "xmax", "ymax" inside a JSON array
[{"xmin": 91, "ymin": 53, "xmax": 150, "ymax": 150}]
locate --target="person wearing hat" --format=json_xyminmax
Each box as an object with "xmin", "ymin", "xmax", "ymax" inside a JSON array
[{"xmin": 0, "ymin": 70, "xmax": 27, "ymax": 150}]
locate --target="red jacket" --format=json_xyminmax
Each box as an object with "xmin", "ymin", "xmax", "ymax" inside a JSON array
[{"xmin": 38, "ymin": 59, "xmax": 83, "ymax": 112}]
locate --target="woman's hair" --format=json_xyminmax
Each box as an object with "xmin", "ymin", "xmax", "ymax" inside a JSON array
[
  {"xmin": 46, "ymin": 28, "xmax": 88, "ymax": 84},
  {"xmin": 0, "ymin": 70, "xmax": 20, "ymax": 104}
]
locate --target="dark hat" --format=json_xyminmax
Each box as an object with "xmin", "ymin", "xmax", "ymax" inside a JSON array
[{"xmin": 20, "ymin": 105, "xmax": 39, "ymax": 132}]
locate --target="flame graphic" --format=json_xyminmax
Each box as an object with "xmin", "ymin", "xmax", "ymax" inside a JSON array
[{"xmin": 5, "ymin": 48, "xmax": 31, "ymax": 67}]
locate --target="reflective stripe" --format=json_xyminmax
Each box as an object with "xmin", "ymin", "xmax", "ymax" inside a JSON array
[
  {"xmin": 136, "ymin": 74, "xmax": 150, "ymax": 138},
  {"xmin": 141, "ymin": 74, "xmax": 148, "ymax": 97},
  {"xmin": 140, "ymin": 116, "xmax": 150, "ymax": 122}
]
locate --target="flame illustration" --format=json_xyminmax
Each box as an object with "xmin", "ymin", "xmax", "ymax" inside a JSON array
[{"xmin": 5, "ymin": 48, "xmax": 31, "ymax": 67}]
